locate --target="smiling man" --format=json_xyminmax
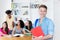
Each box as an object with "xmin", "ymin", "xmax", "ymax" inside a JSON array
[{"xmin": 33, "ymin": 5, "xmax": 54, "ymax": 40}]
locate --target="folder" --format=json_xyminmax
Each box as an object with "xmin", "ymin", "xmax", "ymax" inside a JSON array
[{"xmin": 31, "ymin": 26, "xmax": 44, "ymax": 37}]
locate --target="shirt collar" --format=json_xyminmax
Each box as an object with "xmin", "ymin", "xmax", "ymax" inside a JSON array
[{"xmin": 39, "ymin": 16, "xmax": 46, "ymax": 21}]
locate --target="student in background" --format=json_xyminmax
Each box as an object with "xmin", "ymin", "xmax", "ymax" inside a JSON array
[
  {"xmin": 24, "ymin": 20, "xmax": 33, "ymax": 32},
  {"xmin": 33, "ymin": 5, "xmax": 54, "ymax": 40},
  {"xmin": 0, "ymin": 21, "xmax": 9, "ymax": 37},
  {"xmin": 12, "ymin": 20, "xmax": 25, "ymax": 35},
  {"xmin": 5, "ymin": 10, "xmax": 14, "ymax": 34}
]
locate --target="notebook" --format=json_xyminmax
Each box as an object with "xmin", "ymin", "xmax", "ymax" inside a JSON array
[
  {"xmin": 13, "ymin": 34, "xmax": 24, "ymax": 37},
  {"xmin": 31, "ymin": 26, "xmax": 44, "ymax": 37}
]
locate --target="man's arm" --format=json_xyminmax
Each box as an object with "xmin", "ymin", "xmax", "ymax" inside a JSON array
[
  {"xmin": 42, "ymin": 20, "xmax": 54, "ymax": 40},
  {"xmin": 42, "ymin": 35, "xmax": 53, "ymax": 40}
]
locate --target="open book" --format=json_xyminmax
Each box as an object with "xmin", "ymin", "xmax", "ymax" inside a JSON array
[{"xmin": 13, "ymin": 34, "xmax": 24, "ymax": 37}]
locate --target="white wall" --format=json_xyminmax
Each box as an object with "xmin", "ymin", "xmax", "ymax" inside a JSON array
[
  {"xmin": 0, "ymin": 0, "xmax": 11, "ymax": 27},
  {"xmin": 54, "ymin": 0, "xmax": 60, "ymax": 40}
]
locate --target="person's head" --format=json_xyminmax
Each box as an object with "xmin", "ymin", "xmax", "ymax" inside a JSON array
[
  {"xmin": 2, "ymin": 21, "xmax": 9, "ymax": 34},
  {"xmin": 39, "ymin": 5, "xmax": 47, "ymax": 18},
  {"xmin": 17, "ymin": 20, "xmax": 24, "ymax": 28},
  {"xmin": 27, "ymin": 20, "xmax": 32, "ymax": 27},
  {"xmin": 25, "ymin": 20, "xmax": 32, "ymax": 31},
  {"xmin": 5, "ymin": 10, "xmax": 12, "ymax": 18}
]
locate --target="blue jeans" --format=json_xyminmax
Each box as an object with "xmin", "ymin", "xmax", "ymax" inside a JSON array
[{"xmin": 9, "ymin": 30, "xmax": 12, "ymax": 34}]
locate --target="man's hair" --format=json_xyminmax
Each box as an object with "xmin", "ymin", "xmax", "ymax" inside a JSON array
[
  {"xmin": 5, "ymin": 10, "xmax": 12, "ymax": 14},
  {"xmin": 39, "ymin": 5, "xmax": 47, "ymax": 10}
]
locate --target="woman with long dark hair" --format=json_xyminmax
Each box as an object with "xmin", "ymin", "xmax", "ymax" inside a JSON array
[
  {"xmin": 12, "ymin": 20, "xmax": 25, "ymax": 35},
  {"xmin": 25, "ymin": 20, "xmax": 33, "ymax": 31},
  {"xmin": 0, "ymin": 21, "xmax": 9, "ymax": 36}
]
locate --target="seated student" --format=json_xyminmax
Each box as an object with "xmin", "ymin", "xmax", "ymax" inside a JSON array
[
  {"xmin": 24, "ymin": 20, "xmax": 33, "ymax": 32},
  {"xmin": 12, "ymin": 20, "xmax": 25, "ymax": 35},
  {"xmin": 0, "ymin": 21, "xmax": 9, "ymax": 37}
]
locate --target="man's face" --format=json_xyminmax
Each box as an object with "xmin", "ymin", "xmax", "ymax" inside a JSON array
[
  {"xmin": 7, "ymin": 14, "xmax": 11, "ymax": 18},
  {"xmin": 39, "ymin": 7, "xmax": 47, "ymax": 18}
]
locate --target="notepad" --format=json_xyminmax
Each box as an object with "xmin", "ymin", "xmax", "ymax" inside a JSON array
[
  {"xmin": 31, "ymin": 26, "xmax": 44, "ymax": 37},
  {"xmin": 13, "ymin": 34, "xmax": 24, "ymax": 37}
]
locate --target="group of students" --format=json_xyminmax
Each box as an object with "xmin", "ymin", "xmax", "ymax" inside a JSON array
[
  {"xmin": 0, "ymin": 19, "xmax": 33, "ymax": 36},
  {"xmin": 0, "ymin": 10, "xmax": 33, "ymax": 36},
  {"xmin": 0, "ymin": 4, "xmax": 54, "ymax": 40}
]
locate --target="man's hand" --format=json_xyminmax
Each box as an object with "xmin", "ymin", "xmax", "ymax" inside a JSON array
[{"xmin": 32, "ymin": 36, "xmax": 43, "ymax": 40}]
